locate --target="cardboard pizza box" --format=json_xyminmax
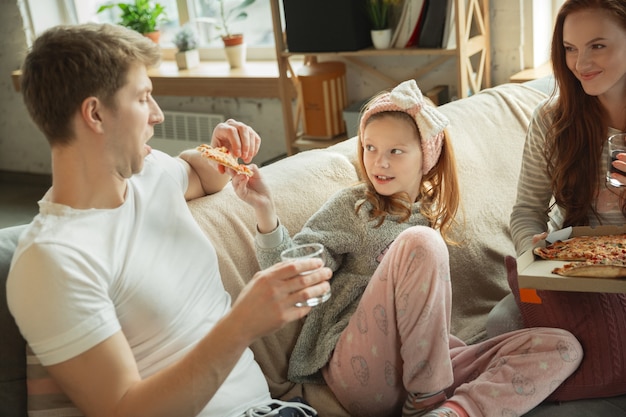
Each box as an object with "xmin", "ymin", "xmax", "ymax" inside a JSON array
[{"xmin": 517, "ymin": 225, "xmax": 626, "ymax": 302}]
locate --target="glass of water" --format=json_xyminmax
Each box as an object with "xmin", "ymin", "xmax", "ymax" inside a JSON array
[{"xmin": 280, "ymin": 243, "xmax": 331, "ymax": 307}]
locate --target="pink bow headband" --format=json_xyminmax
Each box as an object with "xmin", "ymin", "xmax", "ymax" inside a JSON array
[{"xmin": 359, "ymin": 79, "xmax": 449, "ymax": 174}]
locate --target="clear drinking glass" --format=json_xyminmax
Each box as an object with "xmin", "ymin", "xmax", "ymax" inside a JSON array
[
  {"xmin": 280, "ymin": 243, "xmax": 331, "ymax": 307},
  {"xmin": 606, "ymin": 133, "xmax": 626, "ymax": 187}
]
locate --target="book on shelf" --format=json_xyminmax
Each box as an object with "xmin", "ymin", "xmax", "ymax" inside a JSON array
[
  {"xmin": 417, "ymin": 0, "xmax": 449, "ymax": 48},
  {"xmin": 405, "ymin": 0, "xmax": 429, "ymax": 47},
  {"xmin": 391, "ymin": 0, "xmax": 427, "ymax": 48},
  {"xmin": 441, "ymin": 0, "xmax": 456, "ymax": 48}
]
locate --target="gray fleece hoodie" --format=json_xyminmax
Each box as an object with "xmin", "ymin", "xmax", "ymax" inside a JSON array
[{"xmin": 256, "ymin": 183, "xmax": 429, "ymax": 384}]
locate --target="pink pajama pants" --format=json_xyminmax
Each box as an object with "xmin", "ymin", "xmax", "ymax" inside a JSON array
[{"xmin": 322, "ymin": 226, "xmax": 582, "ymax": 417}]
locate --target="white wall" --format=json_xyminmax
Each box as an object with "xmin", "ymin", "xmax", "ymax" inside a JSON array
[
  {"xmin": 1, "ymin": 0, "xmax": 554, "ymax": 175},
  {"xmin": 0, "ymin": 0, "xmax": 52, "ymax": 174}
]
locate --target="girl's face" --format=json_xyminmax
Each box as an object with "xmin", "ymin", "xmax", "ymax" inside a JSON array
[
  {"xmin": 362, "ymin": 114, "xmax": 423, "ymax": 202},
  {"xmin": 563, "ymin": 8, "xmax": 626, "ymax": 99}
]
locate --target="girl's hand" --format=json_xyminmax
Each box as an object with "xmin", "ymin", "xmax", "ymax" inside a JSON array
[
  {"xmin": 231, "ymin": 165, "xmax": 270, "ymax": 207},
  {"xmin": 231, "ymin": 165, "xmax": 278, "ymax": 233}
]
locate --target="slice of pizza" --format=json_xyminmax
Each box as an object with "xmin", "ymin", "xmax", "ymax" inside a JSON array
[
  {"xmin": 553, "ymin": 260, "xmax": 626, "ymax": 278},
  {"xmin": 196, "ymin": 144, "xmax": 253, "ymax": 177}
]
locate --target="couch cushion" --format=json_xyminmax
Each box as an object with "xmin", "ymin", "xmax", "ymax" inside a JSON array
[
  {"xmin": 431, "ymin": 83, "xmax": 548, "ymax": 343},
  {"xmin": 0, "ymin": 224, "xmax": 28, "ymax": 417}
]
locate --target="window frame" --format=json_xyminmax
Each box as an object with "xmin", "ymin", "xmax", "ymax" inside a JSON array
[{"xmin": 22, "ymin": 0, "xmax": 277, "ymax": 62}]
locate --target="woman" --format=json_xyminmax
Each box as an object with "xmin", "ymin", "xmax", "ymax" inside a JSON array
[
  {"xmin": 507, "ymin": 0, "xmax": 626, "ymax": 401},
  {"xmin": 511, "ymin": 0, "xmax": 626, "ymax": 250}
]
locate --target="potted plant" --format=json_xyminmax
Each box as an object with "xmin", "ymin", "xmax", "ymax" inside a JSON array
[
  {"xmin": 364, "ymin": 0, "xmax": 400, "ymax": 49},
  {"xmin": 212, "ymin": 0, "xmax": 256, "ymax": 68},
  {"xmin": 97, "ymin": 0, "xmax": 168, "ymax": 43},
  {"xmin": 173, "ymin": 23, "xmax": 200, "ymax": 69}
]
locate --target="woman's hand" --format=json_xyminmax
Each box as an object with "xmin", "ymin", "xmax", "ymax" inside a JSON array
[
  {"xmin": 610, "ymin": 152, "xmax": 626, "ymax": 184},
  {"xmin": 532, "ymin": 232, "xmax": 548, "ymax": 245}
]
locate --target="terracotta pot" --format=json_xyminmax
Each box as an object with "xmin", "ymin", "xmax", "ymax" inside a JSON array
[
  {"xmin": 222, "ymin": 34, "xmax": 244, "ymax": 47},
  {"xmin": 144, "ymin": 31, "xmax": 161, "ymax": 44},
  {"xmin": 222, "ymin": 34, "xmax": 246, "ymax": 69}
]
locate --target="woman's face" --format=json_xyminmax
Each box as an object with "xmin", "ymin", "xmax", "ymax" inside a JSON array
[
  {"xmin": 361, "ymin": 114, "xmax": 423, "ymax": 203},
  {"xmin": 563, "ymin": 8, "xmax": 626, "ymax": 99}
]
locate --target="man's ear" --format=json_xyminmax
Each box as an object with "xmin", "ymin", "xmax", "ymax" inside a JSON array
[{"xmin": 81, "ymin": 97, "xmax": 104, "ymax": 134}]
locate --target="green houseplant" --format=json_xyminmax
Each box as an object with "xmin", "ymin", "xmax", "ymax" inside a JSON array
[
  {"xmin": 173, "ymin": 23, "xmax": 198, "ymax": 52},
  {"xmin": 213, "ymin": 0, "xmax": 256, "ymax": 43},
  {"xmin": 173, "ymin": 23, "xmax": 200, "ymax": 69},
  {"xmin": 209, "ymin": 0, "xmax": 256, "ymax": 68},
  {"xmin": 365, "ymin": 0, "xmax": 400, "ymax": 30},
  {"xmin": 364, "ymin": 0, "xmax": 399, "ymax": 49},
  {"xmin": 97, "ymin": 0, "xmax": 168, "ymax": 42}
]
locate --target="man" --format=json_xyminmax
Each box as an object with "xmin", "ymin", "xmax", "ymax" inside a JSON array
[{"xmin": 7, "ymin": 23, "xmax": 331, "ymax": 417}]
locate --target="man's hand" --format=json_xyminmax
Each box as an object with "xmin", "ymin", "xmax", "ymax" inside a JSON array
[
  {"xmin": 228, "ymin": 259, "xmax": 333, "ymax": 343},
  {"xmin": 180, "ymin": 119, "xmax": 261, "ymax": 199},
  {"xmin": 211, "ymin": 119, "xmax": 261, "ymax": 165}
]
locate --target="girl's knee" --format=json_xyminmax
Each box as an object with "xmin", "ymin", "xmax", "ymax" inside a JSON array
[
  {"xmin": 550, "ymin": 328, "xmax": 583, "ymax": 368},
  {"xmin": 395, "ymin": 226, "xmax": 448, "ymax": 259}
]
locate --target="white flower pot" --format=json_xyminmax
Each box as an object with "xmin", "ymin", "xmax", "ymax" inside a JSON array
[
  {"xmin": 175, "ymin": 49, "xmax": 200, "ymax": 70},
  {"xmin": 224, "ymin": 42, "xmax": 246, "ymax": 69},
  {"xmin": 371, "ymin": 28, "xmax": 392, "ymax": 50}
]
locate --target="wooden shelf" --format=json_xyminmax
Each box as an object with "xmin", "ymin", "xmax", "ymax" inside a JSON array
[
  {"xmin": 12, "ymin": 60, "xmax": 296, "ymax": 99},
  {"xmin": 509, "ymin": 61, "xmax": 552, "ymax": 83},
  {"xmin": 294, "ymin": 135, "xmax": 349, "ymax": 151},
  {"xmin": 270, "ymin": 0, "xmax": 492, "ymax": 155},
  {"xmin": 278, "ymin": 47, "xmax": 459, "ymax": 58}
]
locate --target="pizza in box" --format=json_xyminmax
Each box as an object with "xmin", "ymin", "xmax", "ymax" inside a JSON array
[{"xmin": 533, "ymin": 233, "xmax": 626, "ymax": 278}]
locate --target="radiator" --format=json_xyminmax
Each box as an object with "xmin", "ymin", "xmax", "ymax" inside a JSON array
[{"xmin": 151, "ymin": 111, "xmax": 225, "ymax": 156}]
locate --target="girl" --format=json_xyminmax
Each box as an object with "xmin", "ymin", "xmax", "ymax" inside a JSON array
[{"xmin": 234, "ymin": 80, "xmax": 581, "ymax": 417}]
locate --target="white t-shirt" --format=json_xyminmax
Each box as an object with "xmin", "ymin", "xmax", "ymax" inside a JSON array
[{"xmin": 7, "ymin": 150, "xmax": 270, "ymax": 417}]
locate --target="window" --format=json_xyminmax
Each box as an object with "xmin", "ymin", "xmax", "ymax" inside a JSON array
[{"xmin": 22, "ymin": 0, "xmax": 276, "ymax": 60}]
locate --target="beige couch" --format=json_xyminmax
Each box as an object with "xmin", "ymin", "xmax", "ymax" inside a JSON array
[
  {"xmin": 3, "ymin": 79, "xmax": 626, "ymax": 416},
  {"xmin": 187, "ymin": 79, "xmax": 626, "ymax": 416},
  {"xmin": 185, "ymin": 81, "xmax": 542, "ymax": 415}
]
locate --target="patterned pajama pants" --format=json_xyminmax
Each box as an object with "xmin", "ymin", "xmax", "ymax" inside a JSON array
[{"xmin": 321, "ymin": 226, "xmax": 582, "ymax": 417}]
